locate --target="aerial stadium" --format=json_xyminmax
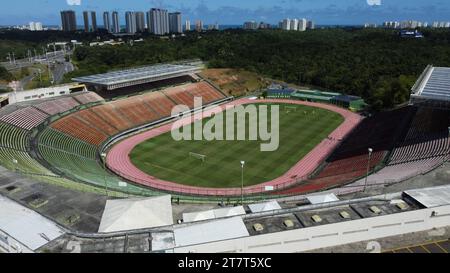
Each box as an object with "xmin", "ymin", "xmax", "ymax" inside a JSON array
[{"xmin": 1, "ymin": 62, "xmax": 450, "ymax": 253}]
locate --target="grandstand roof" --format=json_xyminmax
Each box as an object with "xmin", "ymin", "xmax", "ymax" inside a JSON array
[
  {"xmin": 72, "ymin": 64, "xmax": 201, "ymax": 90},
  {"xmin": 411, "ymin": 66, "xmax": 450, "ymax": 102}
]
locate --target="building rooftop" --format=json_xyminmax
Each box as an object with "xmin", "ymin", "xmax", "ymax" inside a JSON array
[
  {"xmin": 411, "ymin": 66, "xmax": 450, "ymax": 102},
  {"xmin": 72, "ymin": 64, "xmax": 201, "ymax": 90}
]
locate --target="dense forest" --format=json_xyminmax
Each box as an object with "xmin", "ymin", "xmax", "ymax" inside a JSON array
[
  {"xmin": 65, "ymin": 28, "xmax": 450, "ymax": 110},
  {"xmin": 2, "ymin": 28, "xmax": 450, "ymax": 109}
]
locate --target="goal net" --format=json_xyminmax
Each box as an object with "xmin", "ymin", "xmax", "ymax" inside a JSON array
[
  {"xmin": 284, "ymin": 105, "xmax": 298, "ymax": 114},
  {"xmin": 189, "ymin": 152, "xmax": 207, "ymax": 162}
]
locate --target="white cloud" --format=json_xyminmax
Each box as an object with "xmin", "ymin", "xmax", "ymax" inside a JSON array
[
  {"xmin": 66, "ymin": 0, "xmax": 82, "ymax": 6},
  {"xmin": 366, "ymin": 0, "xmax": 382, "ymax": 6}
]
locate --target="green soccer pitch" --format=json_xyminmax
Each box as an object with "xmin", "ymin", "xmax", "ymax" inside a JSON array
[{"xmin": 129, "ymin": 103, "xmax": 344, "ymax": 188}]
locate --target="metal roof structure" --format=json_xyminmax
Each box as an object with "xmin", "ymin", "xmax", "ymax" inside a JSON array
[
  {"xmin": 72, "ymin": 64, "xmax": 201, "ymax": 90},
  {"xmin": 0, "ymin": 195, "xmax": 65, "ymax": 251},
  {"xmin": 411, "ymin": 65, "xmax": 450, "ymax": 102},
  {"xmin": 404, "ymin": 185, "xmax": 450, "ymax": 208}
]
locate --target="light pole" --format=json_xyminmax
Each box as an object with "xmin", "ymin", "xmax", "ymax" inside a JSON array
[
  {"xmin": 240, "ymin": 161, "xmax": 245, "ymax": 205},
  {"xmin": 101, "ymin": 153, "xmax": 109, "ymax": 197},
  {"xmin": 363, "ymin": 148, "xmax": 373, "ymax": 193},
  {"xmin": 12, "ymin": 159, "xmax": 18, "ymax": 172}
]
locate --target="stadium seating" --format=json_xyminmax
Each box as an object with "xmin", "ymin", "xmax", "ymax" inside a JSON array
[
  {"xmin": 186, "ymin": 82, "xmax": 225, "ymax": 103},
  {"xmin": 0, "ymin": 147, "xmax": 53, "ymax": 175},
  {"xmin": 34, "ymin": 97, "xmax": 80, "ymax": 115},
  {"xmin": 0, "ymin": 122, "xmax": 29, "ymax": 150},
  {"xmin": 73, "ymin": 92, "xmax": 104, "ymax": 105},
  {"xmin": 75, "ymin": 109, "xmax": 120, "ymax": 136},
  {"xmin": 139, "ymin": 91, "xmax": 177, "ymax": 117},
  {"xmin": 51, "ymin": 115, "xmax": 109, "ymax": 146},
  {"xmin": 37, "ymin": 127, "xmax": 156, "ymax": 195},
  {"xmin": 163, "ymin": 85, "xmax": 196, "ymax": 108},
  {"xmin": 354, "ymin": 155, "xmax": 447, "ymax": 187},
  {"xmin": 0, "ymin": 107, "xmax": 49, "ymax": 130},
  {"xmin": 276, "ymin": 106, "xmax": 416, "ymax": 195},
  {"xmin": 113, "ymin": 97, "xmax": 160, "ymax": 126}
]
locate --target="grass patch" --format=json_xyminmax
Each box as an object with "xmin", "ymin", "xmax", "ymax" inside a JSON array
[{"xmin": 130, "ymin": 103, "xmax": 343, "ymax": 188}]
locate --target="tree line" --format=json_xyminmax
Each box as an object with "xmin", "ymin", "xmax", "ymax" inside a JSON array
[{"xmin": 5, "ymin": 28, "xmax": 450, "ymax": 110}]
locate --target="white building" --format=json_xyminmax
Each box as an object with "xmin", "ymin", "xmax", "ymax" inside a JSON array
[
  {"xmin": 185, "ymin": 20, "xmax": 191, "ymax": 31},
  {"xmin": 29, "ymin": 22, "xmax": 43, "ymax": 31},
  {"xmin": 282, "ymin": 18, "xmax": 291, "ymax": 30},
  {"xmin": 290, "ymin": 19, "xmax": 298, "ymax": 31},
  {"xmin": 298, "ymin": 18, "xmax": 307, "ymax": 31}
]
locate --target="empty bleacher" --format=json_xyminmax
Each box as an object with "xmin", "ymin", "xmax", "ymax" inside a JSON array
[
  {"xmin": 75, "ymin": 109, "xmax": 120, "ymax": 136},
  {"xmin": 389, "ymin": 108, "xmax": 450, "ymax": 165},
  {"xmin": 277, "ymin": 106, "xmax": 416, "ymax": 195},
  {"xmin": 0, "ymin": 122, "xmax": 29, "ymax": 150},
  {"xmin": 34, "ymin": 97, "xmax": 80, "ymax": 115},
  {"xmin": 139, "ymin": 91, "xmax": 177, "ymax": 117},
  {"xmin": 113, "ymin": 97, "xmax": 160, "ymax": 126},
  {"xmin": 37, "ymin": 127, "xmax": 156, "ymax": 195},
  {"xmin": 0, "ymin": 106, "xmax": 49, "ymax": 130},
  {"xmin": 186, "ymin": 81, "xmax": 225, "ymax": 103},
  {"xmin": 73, "ymin": 92, "xmax": 104, "ymax": 105},
  {"xmin": 51, "ymin": 115, "xmax": 109, "ymax": 146}
]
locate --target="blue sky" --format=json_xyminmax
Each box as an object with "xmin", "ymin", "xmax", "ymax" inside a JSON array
[{"xmin": 1, "ymin": 0, "xmax": 450, "ymax": 26}]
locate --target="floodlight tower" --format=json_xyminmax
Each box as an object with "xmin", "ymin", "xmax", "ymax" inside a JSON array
[
  {"xmin": 363, "ymin": 148, "xmax": 373, "ymax": 193},
  {"xmin": 240, "ymin": 161, "xmax": 245, "ymax": 204},
  {"xmin": 101, "ymin": 153, "xmax": 109, "ymax": 197}
]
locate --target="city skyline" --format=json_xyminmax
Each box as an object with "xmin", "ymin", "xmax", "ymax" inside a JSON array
[{"xmin": 1, "ymin": 0, "xmax": 450, "ymax": 26}]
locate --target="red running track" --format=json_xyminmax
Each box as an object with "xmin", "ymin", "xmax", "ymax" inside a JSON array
[{"xmin": 106, "ymin": 98, "xmax": 362, "ymax": 196}]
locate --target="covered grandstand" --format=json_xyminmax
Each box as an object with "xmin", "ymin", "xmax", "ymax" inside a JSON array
[
  {"xmin": 410, "ymin": 65, "xmax": 450, "ymax": 108},
  {"xmin": 72, "ymin": 63, "xmax": 202, "ymax": 91}
]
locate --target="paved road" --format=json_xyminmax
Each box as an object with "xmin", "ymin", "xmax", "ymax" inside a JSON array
[
  {"xmin": 52, "ymin": 61, "xmax": 74, "ymax": 84},
  {"xmin": 1, "ymin": 50, "xmax": 71, "ymax": 71}
]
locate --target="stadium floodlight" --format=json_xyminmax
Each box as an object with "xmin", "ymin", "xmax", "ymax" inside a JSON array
[
  {"xmin": 364, "ymin": 148, "xmax": 374, "ymax": 193},
  {"xmin": 240, "ymin": 161, "xmax": 245, "ymax": 204},
  {"xmin": 100, "ymin": 153, "xmax": 108, "ymax": 197},
  {"xmin": 12, "ymin": 159, "xmax": 18, "ymax": 172}
]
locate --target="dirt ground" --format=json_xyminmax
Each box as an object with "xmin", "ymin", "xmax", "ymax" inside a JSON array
[{"xmin": 199, "ymin": 68, "xmax": 270, "ymax": 97}]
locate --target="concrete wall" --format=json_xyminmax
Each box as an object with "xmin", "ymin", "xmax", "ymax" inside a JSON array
[
  {"xmin": 8, "ymin": 84, "xmax": 85, "ymax": 104},
  {"xmin": 173, "ymin": 204, "xmax": 450, "ymax": 253}
]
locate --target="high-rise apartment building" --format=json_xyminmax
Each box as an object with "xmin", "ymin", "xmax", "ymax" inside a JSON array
[
  {"xmin": 185, "ymin": 20, "xmax": 191, "ymax": 31},
  {"xmin": 112, "ymin": 11, "xmax": 120, "ymax": 33},
  {"xmin": 125, "ymin": 11, "xmax": 137, "ymax": 34},
  {"xmin": 103, "ymin": 12, "xmax": 111, "ymax": 32},
  {"xmin": 83, "ymin": 11, "xmax": 90, "ymax": 32},
  {"xmin": 243, "ymin": 21, "xmax": 258, "ymax": 30},
  {"xmin": 298, "ymin": 18, "xmax": 307, "ymax": 31},
  {"xmin": 135, "ymin": 12, "xmax": 146, "ymax": 32},
  {"xmin": 60, "ymin": 10, "xmax": 77, "ymax": 31},
  {"xmin": 91, "ymin": 11, "xmax": 98, "ymax": 32},
  {"xmin": 147, "ymin": 8, "xmax": 169, "ymax": 35},
  {"xmin": 282, "ymin": 18, "xmax": 291, "ymax": 30},
  {"xmin": 195, "ymin": 20, "xmax": 203, "ymax": 32},
  {"xmin": 290, "ymin": 19, "xmax": 299, "ymax": 31},
  {"xmin": 169, "ymin": 12, "xmax": 182, "ymax": 33}
]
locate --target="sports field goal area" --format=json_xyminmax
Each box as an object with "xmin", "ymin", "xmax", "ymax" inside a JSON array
[{"xmin": 189, "ymin": 152, "xmax": 207, "ymax": 162}]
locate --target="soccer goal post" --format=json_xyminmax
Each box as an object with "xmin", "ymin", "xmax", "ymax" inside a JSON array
[
  {"xmin": 284, "ymin": 106, "xmax": 298, "ymax": 111},
  {"xmin": 189, "ymin": 152, "xmax": 207, "ymax": 162}
]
